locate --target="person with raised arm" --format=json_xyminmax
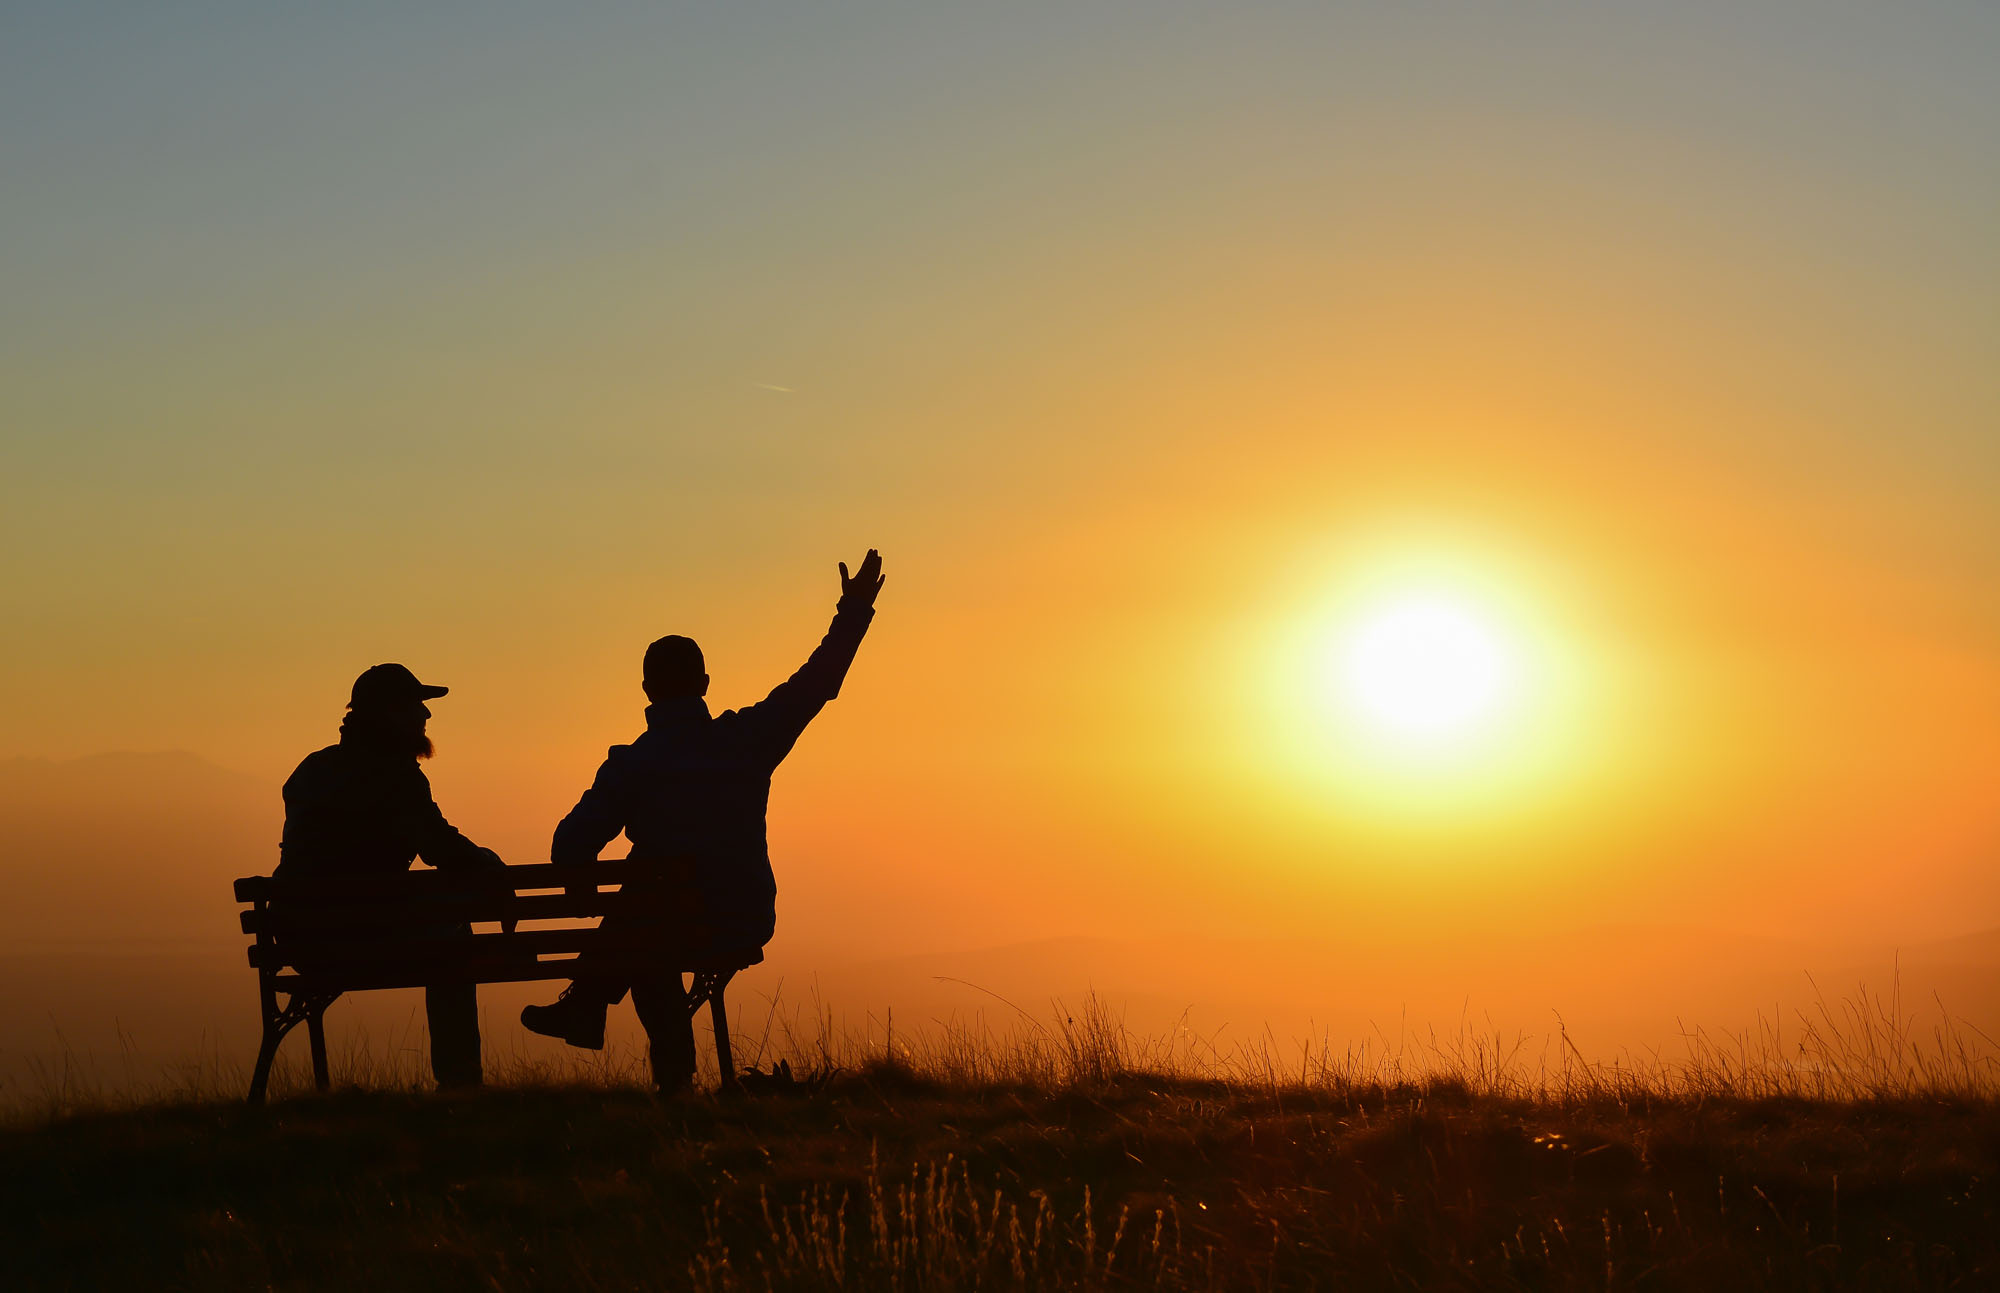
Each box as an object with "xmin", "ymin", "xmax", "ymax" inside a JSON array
[{"xmin": 521, "ymin": 550, "xmax": 885, "ymax": 1090}]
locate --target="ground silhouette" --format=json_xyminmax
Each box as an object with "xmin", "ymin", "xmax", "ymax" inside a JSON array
[{"xmin": 8, "ymin": 1057, "xmax": 1997, "ymax": 1290}]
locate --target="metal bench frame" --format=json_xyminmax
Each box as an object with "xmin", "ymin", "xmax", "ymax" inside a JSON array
[{"xmin": 233, "ymin": 860, "xmax": 756, "ymax": 1103}]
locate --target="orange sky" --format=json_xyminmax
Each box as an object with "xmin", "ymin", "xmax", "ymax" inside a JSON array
[{"xmin": 3, "ymin": 3, "xmax": 1997, "ymax": 987}]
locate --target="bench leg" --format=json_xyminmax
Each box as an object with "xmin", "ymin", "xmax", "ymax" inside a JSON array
[
  {"xmin": 245, "ymin": 988, "xmax": 339, "ymax": 1104},
  {"xmin": 250, "ymin": 968, "xmax": 279, "ymax": 1104},
  {"xmin": 308, "ymin": 1006, "xmax": 331, "ymax": 1092},
  {"xmin": 710, "ymin": 981, "xmax": 737, "ymax": 1092},
  {"xmin": 248, "ymin": 1022, "xmax": 283, "ymax": 1105}
]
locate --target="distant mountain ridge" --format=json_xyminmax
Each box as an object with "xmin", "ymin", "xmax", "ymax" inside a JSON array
[{"xmin": 0, "ymin": 750, "xmax": 276, "ymax": 948}]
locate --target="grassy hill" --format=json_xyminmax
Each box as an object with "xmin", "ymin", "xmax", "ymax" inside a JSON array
[{"xmin": 9, "ymin": 1056, "xmax": 1999, "ymax": 1291}]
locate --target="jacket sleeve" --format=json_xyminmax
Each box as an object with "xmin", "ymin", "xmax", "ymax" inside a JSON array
[
  {"xmin": 410, "ymin": 769, "xmax": 494, "ymax": 874},
  {"xmin": 551, "ymin": 749, "xmax": 631, "ymax": 865},
  {"xmin": 734, "ymin": 597, "xmax": 876, "ymax": 762}
]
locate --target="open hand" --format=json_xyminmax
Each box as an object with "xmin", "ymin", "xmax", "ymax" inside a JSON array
[{"xmin": 839, "ymin": 549, "xmax": 885, "ymax": 608}]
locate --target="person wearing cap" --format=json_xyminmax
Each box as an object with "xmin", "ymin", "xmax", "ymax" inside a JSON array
[
  {"xmin": 276, "ymin": 663, "xmax": 512, "ymax": 1089},
  {"xmin": 519, "ymin": 549, "xmax": 885, "ymax": 1091}
]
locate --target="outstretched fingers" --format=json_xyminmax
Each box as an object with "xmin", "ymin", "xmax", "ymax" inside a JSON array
[{"xmin": 840, "ymin": 550, "xmax": 885, "ymax": 603}]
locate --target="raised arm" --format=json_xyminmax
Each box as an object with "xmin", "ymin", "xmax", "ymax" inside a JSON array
[{"xmin": 737, "ymin": 549, "xmax": 884, "ymax": 758}]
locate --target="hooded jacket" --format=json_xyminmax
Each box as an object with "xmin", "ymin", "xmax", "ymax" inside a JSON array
[{"xmin": 551, "ymin": 596, "xmax": 875, "ymax": 954}]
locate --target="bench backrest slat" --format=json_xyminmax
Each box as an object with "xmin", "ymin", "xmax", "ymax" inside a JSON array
[
  {"xmin": 232, "ymin": 859, "xmax": 654, "ymax": 905},
  {"xmin": 249, "ymin": 932, "xmax": 750, "ymax": 983},
  {"xmin": 240, "ymin": 890, "xmax": 626, "ymax": 935},
  {"xmin": 247, "ymin": 924, "xmax": 644, "ymax": 969}
]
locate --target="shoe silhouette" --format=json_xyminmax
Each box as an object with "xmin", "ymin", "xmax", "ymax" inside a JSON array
[{"xmin": 520, "ymin": 984, "xmax": 608, "ymax": 1050}]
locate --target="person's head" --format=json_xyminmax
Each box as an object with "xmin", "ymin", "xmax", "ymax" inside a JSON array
[
  {"xmin": 643, "ymin": 635, "xmax": 708, "ymax": 702},
  {"xmin": 341, "ymin": 663, "xmax": 448, "ymax": 758}
]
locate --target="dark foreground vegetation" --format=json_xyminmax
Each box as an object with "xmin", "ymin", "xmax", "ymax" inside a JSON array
[{"xmin": 8, "ymin": 1062, "xmax": 1999, "ymax": 1292}]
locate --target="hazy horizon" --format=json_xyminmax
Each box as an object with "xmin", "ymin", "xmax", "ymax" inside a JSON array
[{"xmin": 5, "ymin": 749, "xmax": 1997, "ymax": 1101}]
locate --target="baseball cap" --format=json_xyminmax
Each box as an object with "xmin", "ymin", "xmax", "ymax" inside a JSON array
[{"xmin": 350, "ymin": 663, "xmax": 449, "ymax": 710}]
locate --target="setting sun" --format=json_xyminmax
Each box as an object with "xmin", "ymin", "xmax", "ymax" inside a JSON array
[
  {"xmin": 1247, "ymin": 533, "xmax": 1600, "ymax": 828},
  {"xmin": 1339, "ymin": 594, "xmax": 1520, "ymax": 746}
]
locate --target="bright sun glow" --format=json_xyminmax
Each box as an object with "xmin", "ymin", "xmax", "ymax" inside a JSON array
[
  {"xmin": 1338, "ymin": 594, "xmax": 1522, "ymax": 746},
  {"xmin": 1257, "ymin": 541, "xmax": 1588, "ymax": 821}
]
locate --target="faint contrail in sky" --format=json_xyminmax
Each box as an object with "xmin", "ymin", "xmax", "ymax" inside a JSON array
[{"xmin": 754, "ymin": 382, "xmax": 795, "ymax": 394}]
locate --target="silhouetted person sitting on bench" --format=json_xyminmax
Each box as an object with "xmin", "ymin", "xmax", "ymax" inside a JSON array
[
  {"xmin": 521, "ymin": 550, "xmax": 885, "ymax": 1090},
  {"xmin": 276, "ymin": 663, "xmax": 512, "ymax": 1089}
]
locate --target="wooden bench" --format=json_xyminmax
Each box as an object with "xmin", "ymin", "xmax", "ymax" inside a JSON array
[{"xmin": 233, "ymin": 860, "xmax": 759, "ymax": 1103}]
